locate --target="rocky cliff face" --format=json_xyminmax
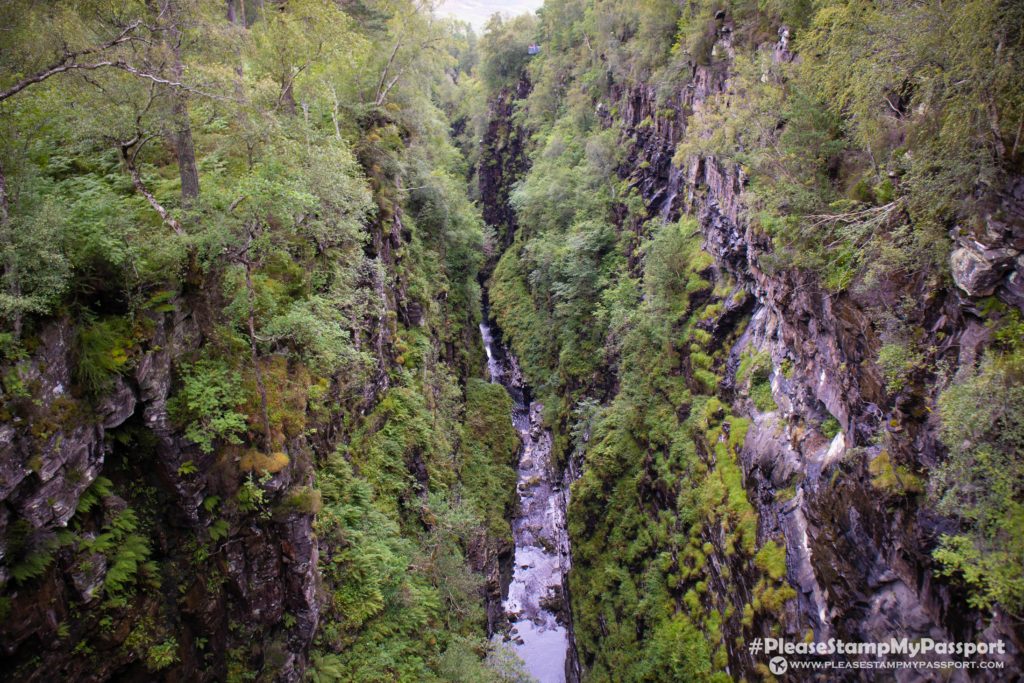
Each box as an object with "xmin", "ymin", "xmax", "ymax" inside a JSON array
[
  {"xmin": 0, "ymin": 306, "xmax": 321, "ymax": 681},
  {"xmin": 0, "ymin": 153, "xmax": 488, "ymax": 681},
  {"xmin": 479, "ymin": 76, "xmax": 533, "ymax": 262},
  {"xmin": 621, "ymin": 23, "xmax": 1024, "ymax": 676},
  {"xmin": 480, "ymin": 18, "xmax": 1023, "ymax": 680}
]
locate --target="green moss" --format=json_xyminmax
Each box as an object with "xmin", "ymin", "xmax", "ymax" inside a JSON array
[
  {"xmin": 868, "ymin": 450, "xmax": 923, "ymax": 496},
  {"xmin": 820, "ymin": 416, "xmax": 841, "ymax": 438},
  {"xmin": 750, "ymin": 379, "xmax": 776, "ymax": 412},
  {"xmin": 755, "ymin": 541, "xmax": 788, "ymax": 581},
  {"xmin": 280, "ymin": 486, "xmax": 323, "ymax": 515},
  {"xmin": 736, "ymin": 349, "xmax": 770, "ymax": 386}
]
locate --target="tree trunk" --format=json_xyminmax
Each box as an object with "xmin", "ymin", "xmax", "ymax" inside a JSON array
[
  {"xmin": 121, "ymin": 139, "xmax": 186, "ymax": 237},
  {"xmin": 172, "ymin": 98, "xmax": 200, "ymax": 205},
  {"xmin": 167, "ymin": 0, "xmax": 200, "ymax": 206},
  {"xmin": 280, "ymin": 76, "xmax": 297, "ymax": 114},
  {"xmin": 0, "ymin": 159, "xmax": 8, "ymax": 229}
]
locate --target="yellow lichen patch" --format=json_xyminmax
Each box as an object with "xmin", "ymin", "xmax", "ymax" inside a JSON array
[{"xmin": 239, "ymin": 450, "xmax": 290, "ymax": 475}]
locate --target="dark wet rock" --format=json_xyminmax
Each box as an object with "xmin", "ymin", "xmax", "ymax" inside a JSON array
[
  {"xmin": 95, "ymin": 376, "xmax": 136, "ymax": 429},
  {"xmin": 479, "ymin": 76, "xmax": 533, "ymax": 264},
  {"xmin": 601, "ymin": 19, "xmax": 1024, "ymax": 676},
  {"xmin": 70, "ymin": 548, "xmax": 106, "ymax": 602},
  {"xmin": 0, "ymin": 306, "xmax": 322, "ymax": 681}
]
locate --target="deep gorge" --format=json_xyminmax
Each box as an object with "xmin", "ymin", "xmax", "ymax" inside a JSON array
[{"xmin": 1, "ymin": 0, "xmax": 1023, "ymax": 681}]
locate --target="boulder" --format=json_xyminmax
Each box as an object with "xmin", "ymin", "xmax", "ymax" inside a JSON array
[{"xmin": 950, "ymin": 245, "xmax": 1016, "ymax": 297}]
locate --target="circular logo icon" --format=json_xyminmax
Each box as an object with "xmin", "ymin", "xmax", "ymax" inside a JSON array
[{"xmin": 769, "ymin": 656, "xmax": 789, "ymax": 675}]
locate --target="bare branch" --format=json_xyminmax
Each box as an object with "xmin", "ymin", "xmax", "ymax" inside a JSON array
[
  {"xmin": 120, "ymin": 137, "xmax": 185, "ymax": 237},
  {"xmin": 0, "ymin": 20, "xmax": 142, "ymax": 102},
  {"xmin": 374, "ymin": 37, "xmax": 442, "ymax": 106},
  {"xmin": 375, "ymin": 33, "xmax": 405, "ymax": 105}
]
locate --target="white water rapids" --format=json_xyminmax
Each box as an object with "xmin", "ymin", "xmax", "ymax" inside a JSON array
[{"xmin": 480, "ymin": 320, "xmax": 570, "ymax": 683}]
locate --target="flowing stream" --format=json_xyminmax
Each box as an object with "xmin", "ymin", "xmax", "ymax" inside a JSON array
[{"xmin": 480, "ymin": 319, "xmax": 572, "ymax": 683}]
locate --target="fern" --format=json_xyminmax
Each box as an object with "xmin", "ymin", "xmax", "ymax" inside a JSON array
[
  {"xmin": 10, "ymin": 546, "xmax": 57, "ymax": 583},
  {"xmin": 102, "ymin": 531, "xmax": 151, "ymax": 596},
  {"xmin": 76, "ymin": 508, "xmax": 154, "ymax": 597},
  {"xmin": 74, "ymin": 476, "xmax": 114, "ymax": 516},
  {"xmin": 6, "ymin": 520, "xmax": 60, "ymax": 584},
  {"xmin": 308, "ymin": 652, "xmax": 346, "ymax": 682}
]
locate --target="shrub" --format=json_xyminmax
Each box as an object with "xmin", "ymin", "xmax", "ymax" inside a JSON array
[
  {"xmin": 934, "ymin": 534, "xmax": 1024, "ymax": 613},
  {"xmin": 145, "ymin": 639, "xmax": 179, "ymax": 672},
  {"xmin": 877, "ymin": 342, "xmax": 923, "ymax": 393},
  {"xmin": 168, "ymin": 359, "xmax": 248, "ymax": 454},
  {"xmin": 749, "ymin": 379, "xmax": 776, "ymax": 412},
  {"xmin": 820, "ymin": 416, "xmax": 841, "ymax": 439},
  {"xmin": 931, "ymin": 323, "xmax": 1024, "ymax": 615}
]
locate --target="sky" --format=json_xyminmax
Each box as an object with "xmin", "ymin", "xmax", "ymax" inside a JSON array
[{"xmin": 435, "ymin": 0, "xmax": 544, "ymax": 31}]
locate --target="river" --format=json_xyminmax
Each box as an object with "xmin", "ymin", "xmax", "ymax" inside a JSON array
[{"xmin": 480, "ymin": 319, "xmax": 573, "ymax": 683}]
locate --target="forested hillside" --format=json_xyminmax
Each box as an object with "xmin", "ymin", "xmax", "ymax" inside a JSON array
[
  {"xmin": 1, "ymin": 0, "xmax": 1023, "ymax": 681},
  {"xmin": 0, "ymin": 1, "xmax": 526, "ymax": 680}
]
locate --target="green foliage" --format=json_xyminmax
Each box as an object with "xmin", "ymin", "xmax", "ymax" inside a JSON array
[
  {"xmin": 0, "ymin": 0, "xmax": 502, "ymax": 679},
  {"xmin": 479, "ymin": 14, "xmax": 538, "ymax": 92},
  {"xmin": 281, "ymin": 486, "xmax": 323, "ymax": 515},
  {"xmin": 0, "ymin": 185, "xmax": 69, "ymax": 325},
  {"xmin": 736, "ymin": 349, "xmax": 776, "ymax": 412},
  {"xmin": 932, "ymin": 317, "xmax": 1024, "ymax": 615},
  {"xmin": 6, "ymin": 520, "xmax": 59, "ymax": 584},
  {"xmin": 145, "ymin": 639, "xmax": 180, "ymax": 672},
  {"xmin": 75, "ymin": 316, "xmax": 134, "ymax": 395},
  {"xmin": 876, "ymin": 342, "xmax": 924, "ymax": 394},
  {"xmin": 75, "ymin": 475, "xmax": 114, "ymax": 515},
  {"xmin": 934, "ymin": 534, "xmax": 1024, "ymax": 615},
  {"xmin": 312, "ymin": 370, "xmax": 519, "ymax": 679},
  {"xmin": 749, "ymin": 379, "xmax": 775, "ymax": 412},
  {"xmin": 820, "ymin": 416, "xmax": 841, "ymax": 439},
  {"xmin": 168, "ymin": 359, "xmax": 248, "ymax": 454},
  {"xmin": 754, "ymin": 541, "xmax": 787, "ymax": 581},
  {"xmin": 458, "ymin": 379, "xmax": 520, "ymax": 542},
  {"xmin": 236, "ymin": 476, "xmax": 267, "ymax": 514},
  {"xmin": 73, "ymin": 507, "xmax": 156, "ymax": 599},
  {"xmin": 124, "ymin": 617, "xmax": 178, "ymax": 672},
  {"xmin": 555, "ymin": 215, "xmax": 784, "ymax": 677},
  {"xmin": 673, "ymin": 0, "xmax": 1024, "ymax": 295}
]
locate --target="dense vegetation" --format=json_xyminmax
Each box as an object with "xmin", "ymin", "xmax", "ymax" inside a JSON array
[
  {"xmin": 1, "ymin": 0, "xmax": 1022, "ymax": 680},
  {"xmin": 0, "ymin": 1, "xmax": 526, "ymax": 680},
  {"xmin": 477, "ymin": 0, "xmax": 1024, "ymax": 678}
]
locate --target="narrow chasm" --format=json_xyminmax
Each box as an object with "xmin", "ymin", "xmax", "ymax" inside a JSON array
[
  {"xmin": 4, "ymin": 0, "xmax": 1024, "ymax": 680},
  {"xmin": 480, "ymin": 311, "xmax": 577, "ymax": 683}
]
